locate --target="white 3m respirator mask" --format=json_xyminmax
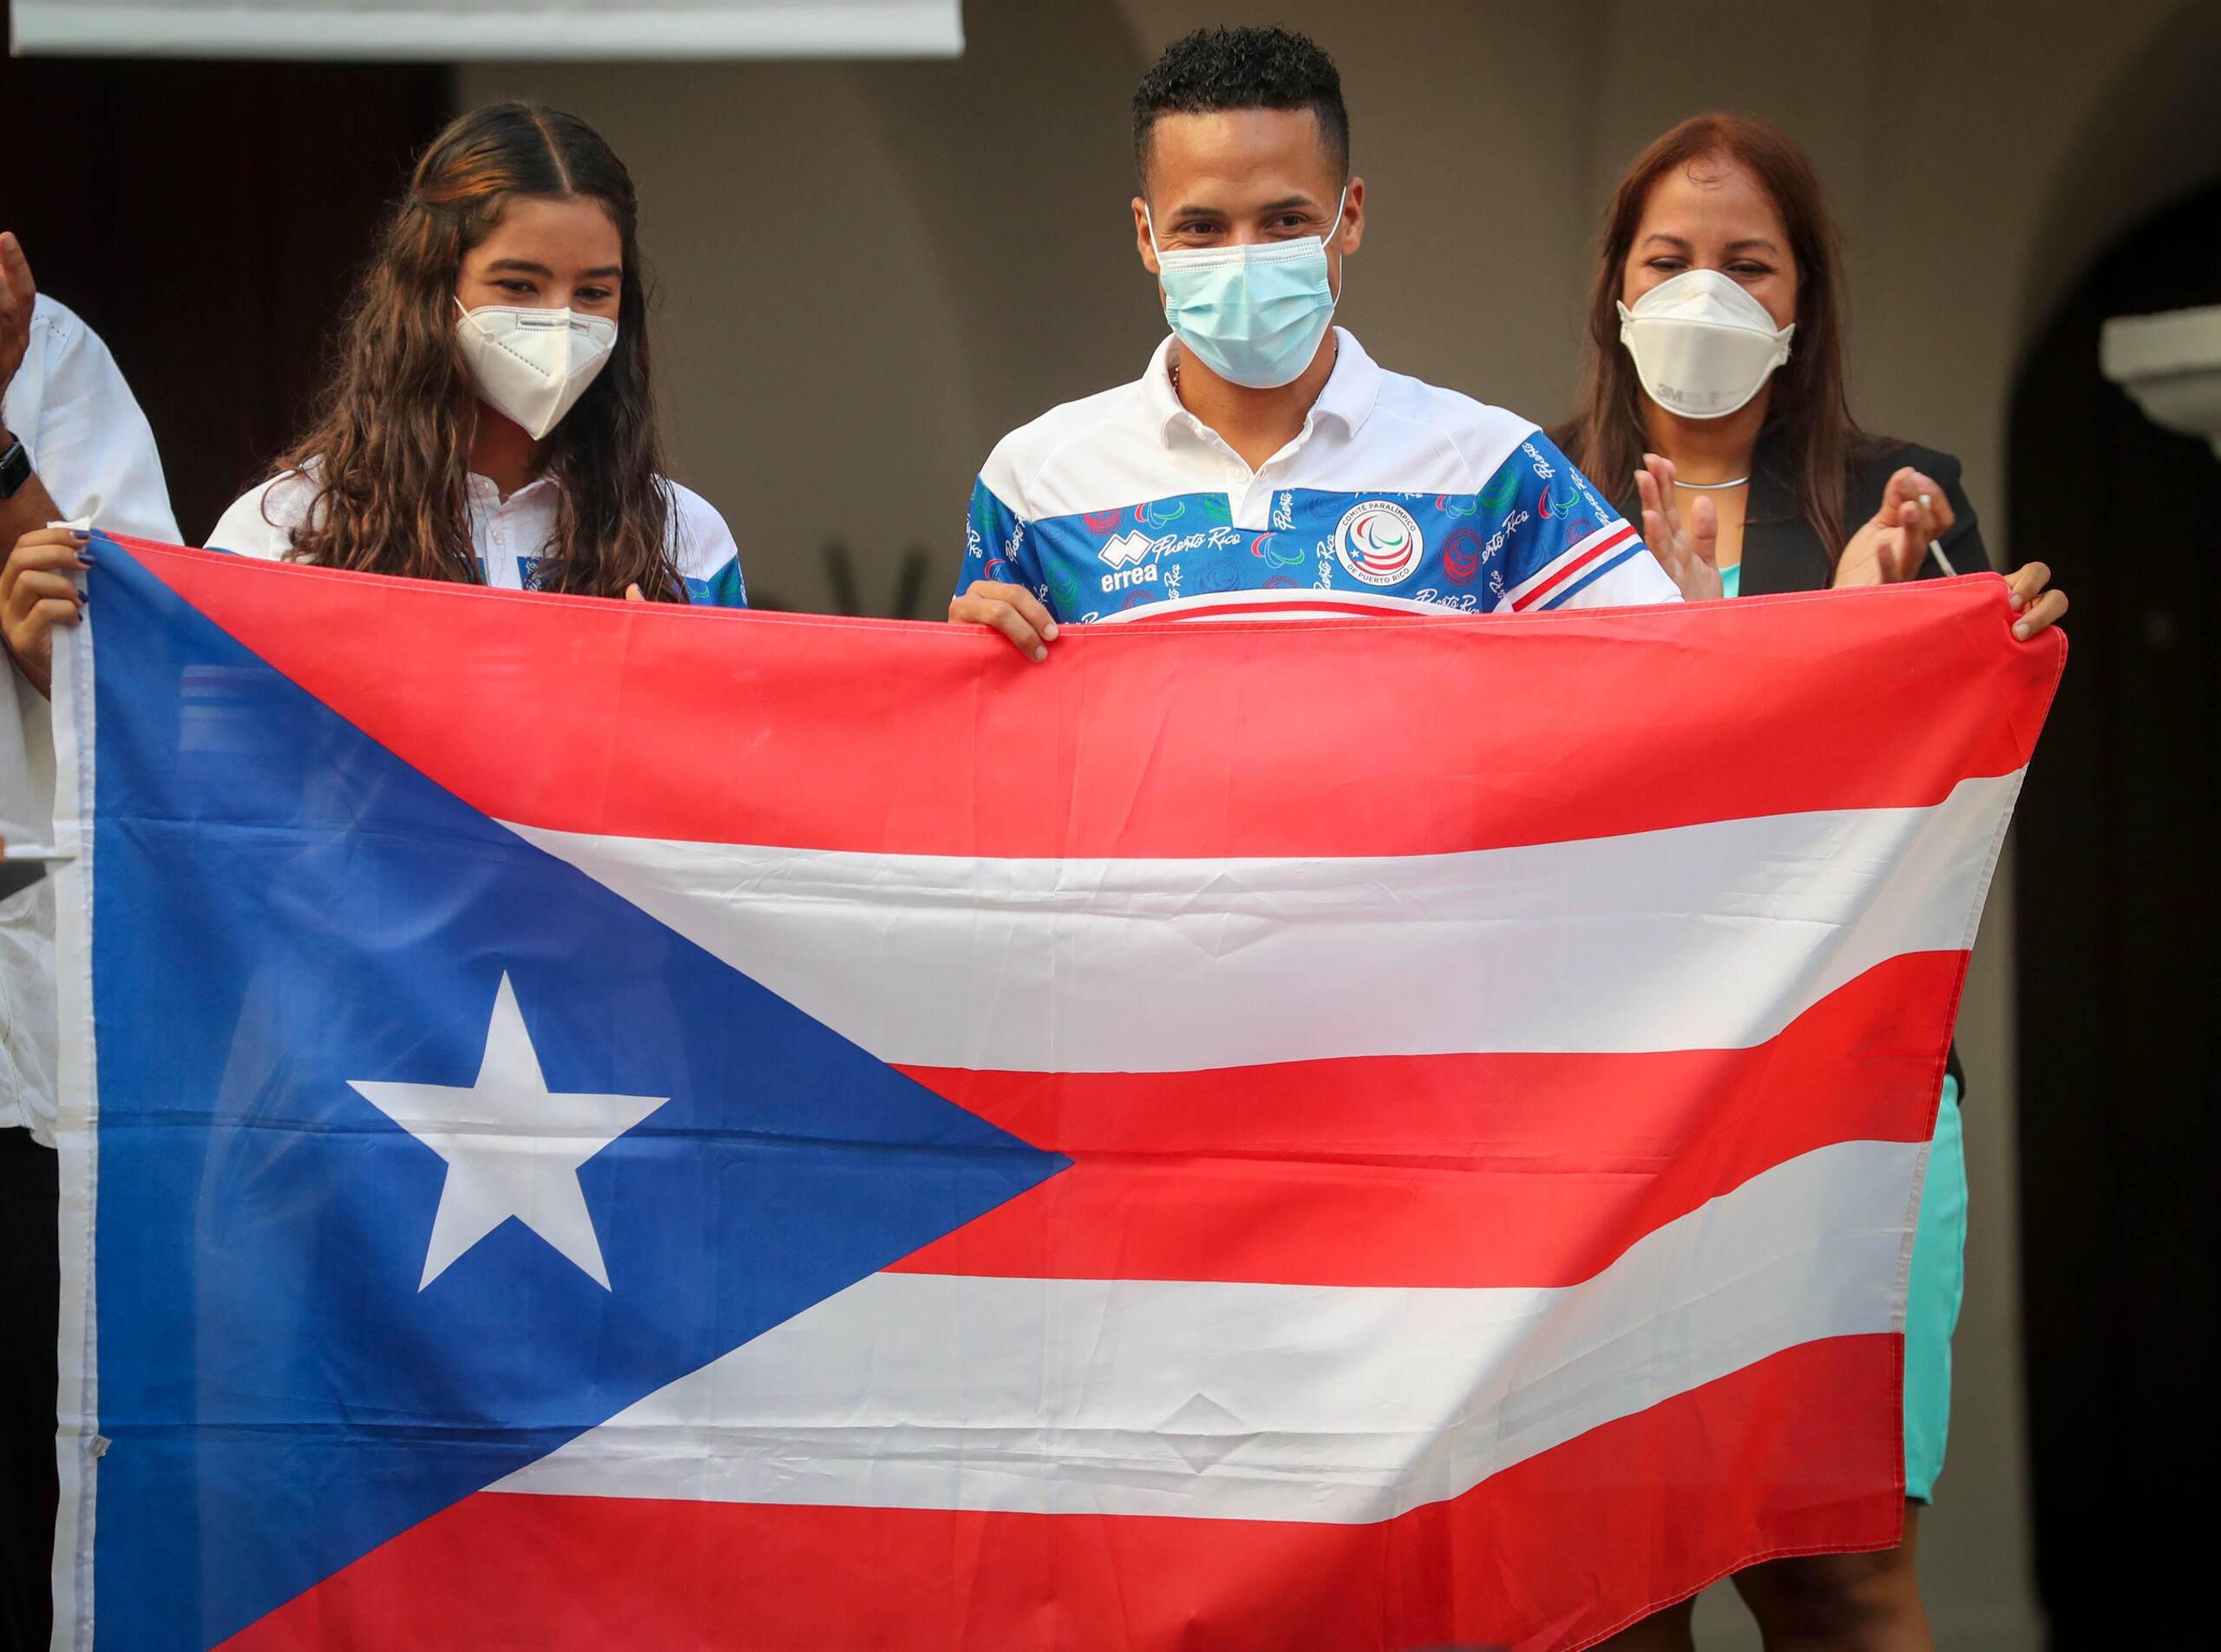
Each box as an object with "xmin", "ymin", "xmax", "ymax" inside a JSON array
[
  {"xmin": 1616, "ymin": 268, "xmax": 1794, "ymax": 419},
  {"xmin": 454, "ymin": 299, "xmax": 619, "ymax": 440}
]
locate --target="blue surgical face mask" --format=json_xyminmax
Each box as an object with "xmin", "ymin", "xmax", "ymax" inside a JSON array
[{"xmin": 1149, "ymin": 187, "xmax": 1346, "ymax": 390}]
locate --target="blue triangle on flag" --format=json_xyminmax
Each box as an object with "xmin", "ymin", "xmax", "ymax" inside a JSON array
[{"xmin": 82, "ymin": 544, "xmax": 1067, "ymax": 1650}]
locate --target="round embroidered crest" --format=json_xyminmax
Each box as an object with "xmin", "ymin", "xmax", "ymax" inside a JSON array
[{"xmin": 1333, "ymin": 500, "xmax": 1425, "ymax": 586}]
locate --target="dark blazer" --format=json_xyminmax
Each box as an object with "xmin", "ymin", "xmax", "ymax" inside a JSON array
[
  {"xmin": 1738, "ymin": 439, "xmax": 1992, "ymax": 595},
  {"xmin": 1739, "ymin": 436, "xmax": 1988, "ymax": 1105}
]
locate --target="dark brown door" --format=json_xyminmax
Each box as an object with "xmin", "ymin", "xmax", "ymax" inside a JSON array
[
  {"xmin": 2008, "ymin": 179, "xmax": 2219, "ymax": 1645},
  {"xmin": 1, "ymin": 9, "xmax": 449, "ymax": 542}
]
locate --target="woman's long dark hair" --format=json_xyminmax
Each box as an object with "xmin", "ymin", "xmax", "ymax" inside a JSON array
[
  {"xmin": 270, "ymin": 102, "xmax": 682, "ymax": 598},
  {"xmin": 1557, "ymin": 113, "xmax": 1889, "ymax": 560}
]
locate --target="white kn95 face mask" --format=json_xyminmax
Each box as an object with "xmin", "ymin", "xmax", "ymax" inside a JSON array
[
  {"xmin": 454, "ymin": 298, "xmax": 619, "ymax": 440},
  {"xmin": 1616, "ymin": 268, "xmax": 1794, "ymax": 420}
]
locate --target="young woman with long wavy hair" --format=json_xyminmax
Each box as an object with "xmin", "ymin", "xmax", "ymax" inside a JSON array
[
  {"xmin": 211, "ymin": 102, "xmax": 745, "ymax": 606},
  {"xmin": 1568, "ymin": 115, "xmax": 2063, "ymax": 1652}
]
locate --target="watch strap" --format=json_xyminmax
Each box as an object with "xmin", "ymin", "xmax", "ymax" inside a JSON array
[{"xmin": 0, "ymin": 435, "xmax": 30, "ymax": 500}]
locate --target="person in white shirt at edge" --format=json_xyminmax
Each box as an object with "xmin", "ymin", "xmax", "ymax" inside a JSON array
[
  {"xmin": 950, "ymin": 25, "xmax": 1689, "ymax": 660},
  {"xmin": 208, "ymin": 102, "xmax": 746, "ymax": 609},
  {"xmin": 0, "ymin": 227, "xmax": 180, "ymax": 1652}
]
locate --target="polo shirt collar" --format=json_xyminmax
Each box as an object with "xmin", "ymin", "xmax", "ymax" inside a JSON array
[
  {"xmin": 465, "ymin": 471, "xmax": 560, "ymax": 508},
  {"xmin": 1312, "ymin": 327, "xmax": 1381, "ymax": 434},
  {"xmin": 1143, "ymin": 325, "xmax": 1383, "ymax": 444},
  {"xmin": 1143, "ymin": 333, "xmax": 1189, "ymax": 441}
]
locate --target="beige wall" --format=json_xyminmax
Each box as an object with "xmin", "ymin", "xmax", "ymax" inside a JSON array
[{"xmin": 466, "ymin": 4, "xmax": 2217, "ymax": 1643}]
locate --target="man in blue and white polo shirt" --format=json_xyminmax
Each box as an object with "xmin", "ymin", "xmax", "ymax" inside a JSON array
[{"xmin": 950, "ymin": 25, "xmax": 1678, "ymax": 659}]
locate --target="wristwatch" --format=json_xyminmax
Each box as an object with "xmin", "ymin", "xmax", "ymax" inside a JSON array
[{"xmin": 0, "ymin": 432, "xmax": 29, "ymax": 499}]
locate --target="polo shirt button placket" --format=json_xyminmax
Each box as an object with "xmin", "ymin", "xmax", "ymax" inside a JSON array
[
  {"xmin": 1224, "ymin": 462, "xmax": 1248, "ymax": 521},
  {"xmin": 1242, "ymin": 449, "xmax": 1280, "ymax": 521}
]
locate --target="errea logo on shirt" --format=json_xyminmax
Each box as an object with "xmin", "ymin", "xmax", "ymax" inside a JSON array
[
  {"xmin": 1098, "ymin": 530, "xmax": 1156, "ymax": 569},
  {"xmin": 1097, "ymin": 529, "xmax": 1163, "ymax": 592},
  {"xmin": 1333, "ymin": 501, "xmax": 1426, "ymax": 586}
]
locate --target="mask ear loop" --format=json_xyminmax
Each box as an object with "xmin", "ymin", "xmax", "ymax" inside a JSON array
[{"xmin": 1325, "ymin": 181, "xmax": 1350, "ymax": 304}]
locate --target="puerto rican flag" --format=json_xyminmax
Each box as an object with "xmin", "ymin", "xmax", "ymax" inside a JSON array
[{"xmin": 49, "ymin": 539, "xmax": 2062, "ymax": 1652}]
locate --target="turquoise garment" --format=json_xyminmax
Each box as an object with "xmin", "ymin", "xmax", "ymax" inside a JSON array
[
  {"xmin": 681, "ymin": 554, "xmax": 750, "ymax": 609},
  {"xmin": 1720, "ymin": 549, "xmax": 1962, "ymax": 1498},
  {"xmin": 1904, "ymin": 1076, "xmax": 1966, "ymax": 1501}
]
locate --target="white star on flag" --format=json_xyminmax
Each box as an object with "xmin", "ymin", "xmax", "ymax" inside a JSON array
[{"xmin": 350, "ymin": 974, "xmax": 669, "ymax": 1291}]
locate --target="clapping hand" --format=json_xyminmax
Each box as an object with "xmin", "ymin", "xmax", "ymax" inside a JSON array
[
  {"xmin": 1835, "ymin": 466, "xmax": 1950, "ymax": 588},
  {"xmin": 1633, "ymin": 453, "xmax": 1724, "ymax": 602},
  {"xmin": 1838, "ymin": 465, "xmax": 2067, "ymax": 639}
]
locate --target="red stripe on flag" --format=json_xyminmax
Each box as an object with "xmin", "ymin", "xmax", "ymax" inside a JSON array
[
  {"xmin": 220, "ymin": 1334, "xmax": 1902, "ymax": 1652},
  {"xmin": 1510, "ymin": 522, "xmax": 1638, "ymax": 611},
  {"xmin": 891, "ymin": 953, "xmax": 1958, "ymax": 1285},
  {"xmin": 129, "ymin": 539, "xmax": 2064, "ymax": 861}
]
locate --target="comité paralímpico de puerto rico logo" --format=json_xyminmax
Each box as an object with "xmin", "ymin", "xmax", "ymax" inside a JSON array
[{"xmin": 1333, "ymin": 500, "xmax": 1425, "ymax": 586}]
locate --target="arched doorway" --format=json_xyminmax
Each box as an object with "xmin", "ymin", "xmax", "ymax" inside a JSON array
[{"xmin": 2008, "ymin": 178, "xmax": 2218, "ymax": 1645}]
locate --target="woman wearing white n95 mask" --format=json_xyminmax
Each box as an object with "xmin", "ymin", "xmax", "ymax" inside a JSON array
[
  {"xmin": 209, "ymin": 103, "xmax": 746, "ymax": 607},
  {"xmin": 1558, "ymin": 111, "xmax": 2063, "ymax": 637},
  {"xmin": 1562, "ymin": 115, "xmax": 2062, "ymax": 1652}
]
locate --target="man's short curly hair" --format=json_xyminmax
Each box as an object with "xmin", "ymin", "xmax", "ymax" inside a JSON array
[{"xmin": 1132, "ymin": 26, "xmax": 1349, "ymax": 187}]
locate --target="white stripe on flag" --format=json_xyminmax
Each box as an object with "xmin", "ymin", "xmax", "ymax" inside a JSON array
[
  {"xmin": 507, "ymin": 771, "xmax": 2016, "ymax": 1074},
  {"xmin": 497, "ymin": 1137, "xmax": 1919, "ymax": 1524}
]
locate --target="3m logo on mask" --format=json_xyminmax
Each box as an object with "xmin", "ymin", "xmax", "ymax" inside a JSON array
[
  {"xmin": 1097, "ymin": 529, "xmax": 1164, "ymax": 591},
  {"xmin": 1615, "ymin": 269, "xmax": 1794, "ymax": 422}
]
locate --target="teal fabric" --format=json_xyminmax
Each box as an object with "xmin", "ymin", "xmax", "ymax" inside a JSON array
[
  {"xmin": 681, "ymin": 554, "xmax": 750, "ymax": 609},
  {"xmin": 1718, "ymin": 547, "xmax": 1962, "ymax": 1499},
  {"xmin": 1903, "ymin": 1075, "xmax": 1966, "ymax": 1501}
]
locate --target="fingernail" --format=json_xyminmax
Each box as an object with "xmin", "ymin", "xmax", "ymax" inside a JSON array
[
  {"xmin": 71, "ymin": 530, "xmax": 90, "ymax": 541},
  {"xmin": 1032, "ymin": 646, "xmax": 1047, "ymax": 663},
  {"xmin": 2013, "ymin": 620, "xmax": 2031, "ymax": 640},
  {"xmin": 2008, "ymin": 590, "xmax": 2024, "ymax": 610},
  {"xmin": 76, "ymin": 552, "xmax": 94, "ymax": 567},
  {"xmin": 1918, "ymin": 493, "xmax": 1932, "ymax": 511},
  {"xmin": 1043, "ymin": 622, "xmax": 1058, "ymax": 640}
]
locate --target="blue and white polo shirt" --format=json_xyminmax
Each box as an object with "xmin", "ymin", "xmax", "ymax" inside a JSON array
[{"xmin": 956, "ymin": 328, "xmax": 1676, "ymax": 623}]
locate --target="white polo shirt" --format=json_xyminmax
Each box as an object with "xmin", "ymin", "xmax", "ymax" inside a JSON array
[
  {"xmin": 3, "ymin": 295, "xmax": 180, "ymax": 1142},
  {"xmin": 212, "ymin": 469, "xmax": 748, "ymax": 607},
  {"xmin": 956, "ymin": 327, "xmax": 1677, "ymax": 622}
]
